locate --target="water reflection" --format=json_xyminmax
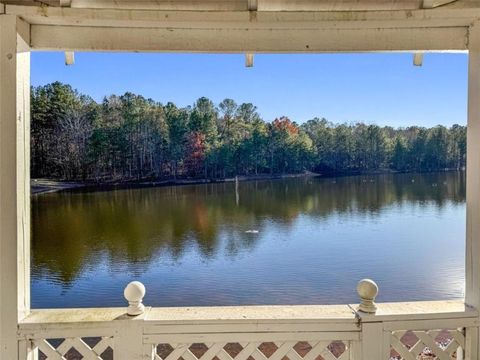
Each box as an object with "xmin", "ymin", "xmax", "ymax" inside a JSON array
[{"xmin": 31, "ymin": 172, "xmax": 466, "ymax": 308}]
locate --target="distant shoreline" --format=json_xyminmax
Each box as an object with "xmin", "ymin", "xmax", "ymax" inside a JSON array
[
  {"xmin": 31, "ymin": 168, "xmax": 465, "ymax": 195},
  {"xmin": 31, "ymin": 172, "xmax": 317, "ymax": 195}
]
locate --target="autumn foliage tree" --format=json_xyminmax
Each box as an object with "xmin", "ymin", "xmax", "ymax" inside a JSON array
[{"xmin": 184, "ymin": 132, "xmax": 206, "ymax": 177}]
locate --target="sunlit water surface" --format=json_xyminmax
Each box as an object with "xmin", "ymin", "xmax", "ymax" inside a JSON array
[{"xmin": 31, "ymin": 172, "xmax": 466, "ymax": 308}]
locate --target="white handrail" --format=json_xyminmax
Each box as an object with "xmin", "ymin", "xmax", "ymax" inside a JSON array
[{"xmin": 16, "ymin": 281, "xmax": 479, "ymax": 360}]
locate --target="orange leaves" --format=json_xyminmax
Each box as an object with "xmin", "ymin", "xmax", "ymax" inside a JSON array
[{"xmin": 272, "ymin": 116, "xmax": 299, "ymax": 135}]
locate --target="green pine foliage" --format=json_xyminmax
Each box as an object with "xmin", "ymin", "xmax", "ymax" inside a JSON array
[{"xmin": 31, "ymin": 82, "xmax": 466, "ymax": 181}]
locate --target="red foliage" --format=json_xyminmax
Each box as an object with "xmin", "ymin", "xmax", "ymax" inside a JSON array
[
  {"xmin": 272, "ymin": 116, "xmax": 299, "ymax": 135},
  {"xmin": 184, "ymin": 132, "xmax": 206, "ymax": 176}
]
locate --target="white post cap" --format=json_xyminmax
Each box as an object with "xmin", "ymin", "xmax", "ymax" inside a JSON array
[
  {"xmin": 357, "ymin": 279, "xmax": 379, "ymax": 314},
  {"xmin": 124, "ymin": 281, "xmax": 146, "ymax": 316}
]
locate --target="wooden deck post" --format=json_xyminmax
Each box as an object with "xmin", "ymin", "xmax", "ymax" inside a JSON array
[
  {"xmin": 114, "ymin": 282, "xmax": 148, "ymax": 360},
  {"xmin": 0, "ymin": 14, "xmax": 31, "ymax": 360},
  {"xmin": 466, "ymin": 20, "xmax": 480, "ymax": 360},
  {"xmin": 356, "ymin": 279, "xmax": 388, "ymax": 360}
]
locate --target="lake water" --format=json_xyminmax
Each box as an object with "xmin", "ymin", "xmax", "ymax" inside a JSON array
[{"xmin": 31, "ymin": 172, "xmax": 466, "ymax": 308}]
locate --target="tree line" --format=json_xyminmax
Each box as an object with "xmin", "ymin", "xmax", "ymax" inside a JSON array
[{"xmin": 31, "ymin": 82, "xmax": 466, "ymax": 181}]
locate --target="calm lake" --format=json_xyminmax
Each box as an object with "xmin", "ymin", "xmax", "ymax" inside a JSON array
[{"xmin": 31, "ymin": 172, "xmax": 466, "ymax": 308}]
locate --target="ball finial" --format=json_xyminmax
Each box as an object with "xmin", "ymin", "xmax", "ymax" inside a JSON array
[
  {"xmin": 124, "ymin": 281, "xmax": 146, "ymax": 316},
  {"xmin": 356, "ymin": 279, "xmax": 378, "ymax": 313}
]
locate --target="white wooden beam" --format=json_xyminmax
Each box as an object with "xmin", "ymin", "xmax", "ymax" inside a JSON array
[
  {"xmin": 30, "ymin": 24, "xmax": 468, "ymax": 52},
  {"xmin": 0, "ymin": 14, "xmax": 31, "ymax": 360},
  {"xmin": 70, "ymin": 0, "xmax": 248, "ymax": 11},
  {"xmin": 13, "ymin": 4, "xmax": 473, "ymax": 53},
  {"xmin": 466, "ymin": 20, "xmax": 480, "ymax": 360},
  {"xmin": 245, "ymin": 53, "xmax": 254, "ymax": 67},
  {"xmin": 2, "ymin": 0, "xmax": 62, "ymax": 5},
  {"xmin": 413, "ymin": 52, "xmax": 424, "ymax": 66},
  {"xmin": 65, "ymin": 51, "xmax": 75, "ymax": 65},
  {"xmin": 2, "ymin": 0, "xmax": 476, "ymax": 11},
  {"xmin": 7, "ymin": 5, "xmax": 480, "ymax": 30},
  {"xmin": 50, "ymin": 0, "xmax": 472, "ymax": 11},
  {"xmin": 422, "ymin": 0, "xmax": 458, "ymax": 8}
]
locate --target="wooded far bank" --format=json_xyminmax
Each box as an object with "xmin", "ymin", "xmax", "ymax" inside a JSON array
[{"xmin": 31, "ymin": 82, "xmax": 466, "ymax": 182}]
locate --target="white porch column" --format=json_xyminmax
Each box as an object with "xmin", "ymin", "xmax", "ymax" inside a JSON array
[
  {"xmin": 0, "ymin": 15, "xmax": 31, "ymax": 360},
  {"xmin": 466, "ymin": 21, "xmax": 480, "ymax": 359}
]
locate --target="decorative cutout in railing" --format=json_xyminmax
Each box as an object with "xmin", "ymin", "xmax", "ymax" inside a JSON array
[
  {"xmin": 154, "ymin": 341, "xmax": 351, "ymax": 360},
  {"xmin": 389, "ymin": 329, "xmax": 465, "ymax": 360},
  {"xmin": 34, "ymin": 337, "xmax": 114, "ymax": 360}
]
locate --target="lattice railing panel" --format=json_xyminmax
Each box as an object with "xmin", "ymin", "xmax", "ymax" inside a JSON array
[
  {"xmin": 389, "ymin": 328, "xmax": 465, "ymax": 360},
  {"xmin": 154, "ymin": 341, "xmax": 351, "ymax": 360},
  {"xmin": 34, "ymin": 336, "xmax": 114, "ymax": 360}
]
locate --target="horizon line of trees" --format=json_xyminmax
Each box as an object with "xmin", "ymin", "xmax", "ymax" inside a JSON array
[{"xmin": 31, "ymin": 82, "xmax": 467, "ymax": 181}]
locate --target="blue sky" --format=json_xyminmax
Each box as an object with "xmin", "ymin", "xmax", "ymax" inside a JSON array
[{"xmin": 31, "ymin": 52, "xmax": 467, "ymax": 128}]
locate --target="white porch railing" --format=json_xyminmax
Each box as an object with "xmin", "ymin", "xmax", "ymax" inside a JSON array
[{"xmin": 17, "ymin": 281, "xmax": 479, "ymax": 360}]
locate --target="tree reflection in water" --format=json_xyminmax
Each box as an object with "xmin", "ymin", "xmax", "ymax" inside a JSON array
[{"xmin": 31, "ymin": 171, "xmax": 466, "ymax": 307}]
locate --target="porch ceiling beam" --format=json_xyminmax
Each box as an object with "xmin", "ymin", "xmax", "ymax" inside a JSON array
[
  {"xmin": 4, "ymin": 0, "xmax": 475, "ymax": 11},
  {"xmin": 422, "ymin": 0, "xmax": 459, "ymax": 8},
  {"xmin": 0, "ymin": 0, "xmax": 62, "ymax": 6},
  {"xmin": 261, "ymin": 0, "xmax": 472, "ymax": 11},
  {"xmin": 69, "ymin": 0, "xmax": 248, "ymax": 11},
  {"xmin": 2, "ymin": 0, "xmax": 476, "ymax": 10},
  {"xmin": 30, "ymin": 25, "xmax": 467, "ymax": 52},
  {"xmin": 6, "ymin": 5, "xmax": 480, "ymax": 30}
]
